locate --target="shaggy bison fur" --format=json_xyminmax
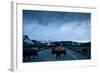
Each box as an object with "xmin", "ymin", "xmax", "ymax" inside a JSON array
[
  {"xmin": 23, "ymin": 48, "xmax": 38, "ymax": 60},
  {"xmin": 52, "ymin": 46, "xmax": 66, "ymax": 59}
]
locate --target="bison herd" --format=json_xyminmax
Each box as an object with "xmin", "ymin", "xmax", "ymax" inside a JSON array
[{"xmin": 23, "ymin": 46, "xmax": 67, "ymax": 61}]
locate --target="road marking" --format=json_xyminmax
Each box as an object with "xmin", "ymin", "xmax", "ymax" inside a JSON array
[
  {"xmin": 38, "ymin": 49, "xmax": 51, "ymax": 54},
  {"xmin": 67, "ymin": 50, "xmax": 78, "ymax": 60}
]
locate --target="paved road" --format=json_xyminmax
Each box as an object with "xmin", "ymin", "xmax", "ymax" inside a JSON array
[{"xmin": 23, "ymin": 48, "xmax": 89, "ymax": 62}]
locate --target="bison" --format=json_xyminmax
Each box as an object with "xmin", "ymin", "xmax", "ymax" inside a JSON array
[
  {"xmin": 52, "ymin": 46, "xmax": 66, "ymax": 59},
  {"xmin": 23, "ymin": 48, "xmax": 38, "ymax": 61}
]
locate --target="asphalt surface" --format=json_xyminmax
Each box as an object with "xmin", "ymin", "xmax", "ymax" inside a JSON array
[{"xmin": 23, "ymin": 48, "xmax": 89, "ymax": 62}]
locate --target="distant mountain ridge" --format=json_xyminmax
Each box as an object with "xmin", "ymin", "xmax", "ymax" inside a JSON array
[{"xmin": 23, "ymin": 35, "xmax": 91, "ymax": 48}]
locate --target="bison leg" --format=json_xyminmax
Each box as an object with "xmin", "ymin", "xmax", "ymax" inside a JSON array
[
  {"xmin": 64, "ymin": 51, "xmax": 66, "ymax": 55},
  {"xmin": 52, "ymin": 51, "xmax": 55, "ymax": 54},
  {"xmin": 56, "ymin": 54, "xmax": 60, "ymax": 59},
  {"xmin": 27, "ymin": 56, "xmax": 31, "ymax": 60},
  {"xmin": 23, "ymin": 56, "xmax": 26, "ymax": 61},
  {"xmin": 36, "ymin": 54, "xmax": 38, "ymax": 59},
  {"xmin": 34, "ymin": 52, "xmax": 38, "ymax": 59},
  {"xmin": 33, "ymin": 54, "xmax": 38, "ymax": 59},
  {"xmin": 56, "ymin": 55, "xmax": 58, "ymax": 59},
  {"xmin": 62, "ymin": 51, "xmax": 66, "ymax": 58}
]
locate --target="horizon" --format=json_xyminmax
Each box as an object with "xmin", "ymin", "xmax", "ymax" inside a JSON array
[{"xmin": 24, "ymin": 36, "xmax": 91, "ymax": 43}]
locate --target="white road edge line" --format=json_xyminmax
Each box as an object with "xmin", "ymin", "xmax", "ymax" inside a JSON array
[{"xmin": 67, "ymin": 50, "xmax": 78, "ymax": 60}]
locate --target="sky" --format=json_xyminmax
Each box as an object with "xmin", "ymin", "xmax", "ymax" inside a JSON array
[{"xmin": 23, "ymin": 10, "xmax": 91, "ymax": 42}]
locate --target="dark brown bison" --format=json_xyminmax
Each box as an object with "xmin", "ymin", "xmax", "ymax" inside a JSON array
[
  {"xmin": 52, "ymin": 46, "xmax": 66, "ymax": 59},
  {"xmin": 23, "ymin": 48, "xmax": 38, "ymax": 60}
]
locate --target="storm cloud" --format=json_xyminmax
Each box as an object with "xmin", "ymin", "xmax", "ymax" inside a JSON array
[{"xmin": 23, "ymin": 10, "xmax": 91, "ymax": 42}]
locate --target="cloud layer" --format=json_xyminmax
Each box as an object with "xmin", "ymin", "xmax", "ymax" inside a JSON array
[{"xmin": 23, "ymin": 10, "xmax": 91, "ymax": 42}]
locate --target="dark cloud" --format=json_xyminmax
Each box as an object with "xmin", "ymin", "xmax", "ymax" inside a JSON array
[
  {"xmin": 23, "ymin": 10, "xmax": 91, "ymax": 42},
  {"xmin": 23, "ymin": 10, "xmax": 90, "ymax": 26}
]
